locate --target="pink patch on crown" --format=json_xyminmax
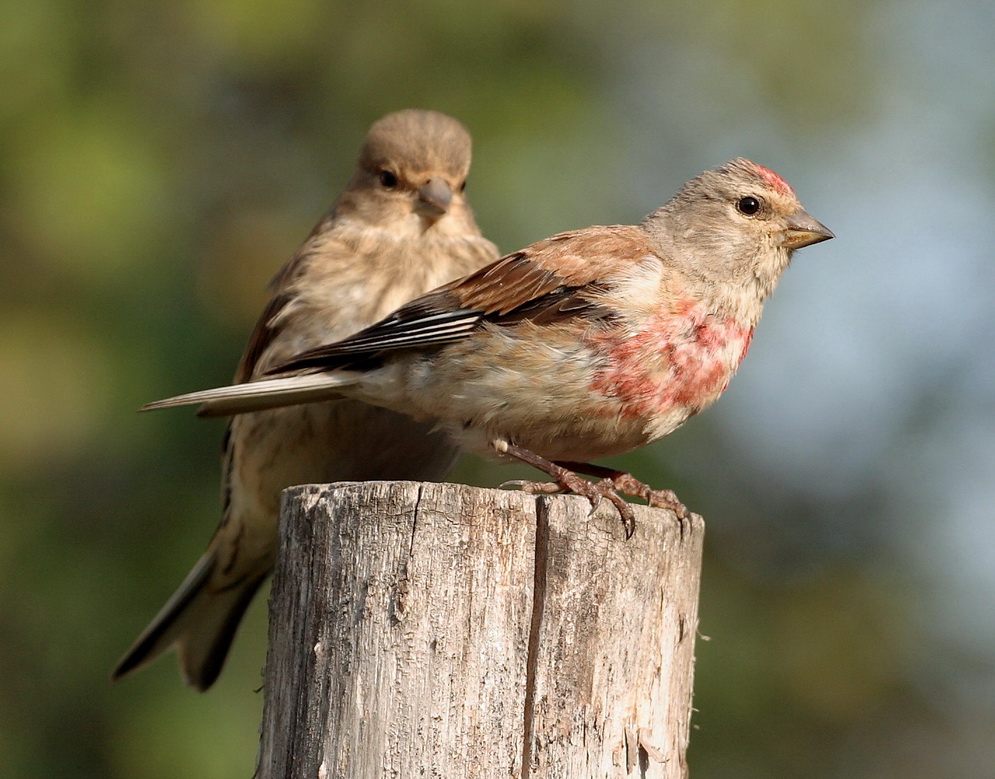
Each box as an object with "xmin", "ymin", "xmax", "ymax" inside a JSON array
[{"xmin": 750, "ymin": 162, "xmax": 794, "ymax": 196}]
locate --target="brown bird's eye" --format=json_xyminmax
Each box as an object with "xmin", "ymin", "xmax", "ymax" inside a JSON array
[
  {"xmin": 459, "ymin": 179, "xmax": 467, "ymax": 193},
  {"xmin": 379, "ymin": 170, "xmax": 398, "ymax": 189},
  {"xmin": 736, "ymin": 195, "xmax": 762, "ymax": 216}
]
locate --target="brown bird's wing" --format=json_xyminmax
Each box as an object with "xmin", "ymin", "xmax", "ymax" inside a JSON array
[
  {"xmin": 231, "ymin": 288, "xmax": 293, "ymax": 384},
  {"xmin": 269, "ymin": 226, "xmax": 645, "ymax": 375},
  {"xmin": 229, "ymin": 221, "xmax": 330, "ymax": 384},
  {"xmin": 194, "ymin": 281, "xmax": 296, "ymax": 419}
]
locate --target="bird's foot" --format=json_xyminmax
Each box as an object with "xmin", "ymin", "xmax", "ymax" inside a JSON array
[
  {"xmin": 608, "ymin": 474, "xmax": 691, "ymax": 521},
  {"xmin": 503, "ymin": 474, "xmax": 635, "ymax": 537},
  {"xmin": 556, "ymin": 462, "xmax": 692, "ymax": 533},
  {"xmin": 494, "ymin": 441, "xmax": 636, "ymax": 536}
]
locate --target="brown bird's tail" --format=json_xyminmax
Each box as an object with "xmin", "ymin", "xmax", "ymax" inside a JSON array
[{"xmin": 112, "ymin": 550, "xmax": 266, "ymax": 691}]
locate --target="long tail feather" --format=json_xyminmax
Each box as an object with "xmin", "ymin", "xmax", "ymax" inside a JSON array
[{"xmin": 139, "ymin": 373, "xmax": 358, "ymax": 418}]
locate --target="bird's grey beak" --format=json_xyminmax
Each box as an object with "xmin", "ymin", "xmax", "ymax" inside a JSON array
[
  {"xmin": 415, "ymin": 177, "xmax": 453, "ymax": 219},
  {"xmin": 780, "ymin": 209, "xmax": 834, "ymax": 250}
]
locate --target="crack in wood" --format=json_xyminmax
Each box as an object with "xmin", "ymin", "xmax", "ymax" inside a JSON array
[
  {"xmin": 521, "ymin": 496, "xmax": 550, "ymax": 779},
  {"xmin": 408, "ymin": 483, "xmax": 424, "ymax": 557}
]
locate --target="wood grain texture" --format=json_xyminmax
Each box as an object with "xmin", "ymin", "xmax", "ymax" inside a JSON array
[{"xmin": 256, "ymin": 481, "xmax": 703, "ymax": 778}]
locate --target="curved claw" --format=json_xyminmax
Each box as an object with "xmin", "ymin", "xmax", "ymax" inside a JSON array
[
  {"xmin": 595, "ymin": 486, "xmax": 636, "ymax": 538},
  {"xmin": 570, "ymin": 479, "xmax": 636, "ymax": 537},
  {"xmin": 644, "ymin": 488, "xmax": 691, "ymax": 536},
  {"xmin": 645, "ymin": 488, "xmax": 690, "ymax": 517}
]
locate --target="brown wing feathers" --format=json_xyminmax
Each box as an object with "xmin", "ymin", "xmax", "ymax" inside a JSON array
[
  {"xmin": 267, "ymin": 228, "xmax": 647, "ymax": 376},
  {"xmin": 268, "ymin": 253, "xmax": 576, "ymax": 374}
]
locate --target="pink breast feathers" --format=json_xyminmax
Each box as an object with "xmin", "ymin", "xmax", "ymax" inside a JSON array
[{"xmin": 587, "ymin": 302, "xmax": 755, "ymax": 420}]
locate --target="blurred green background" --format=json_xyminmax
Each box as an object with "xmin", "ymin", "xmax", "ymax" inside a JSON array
[{"xmin": 3, "ymin": 0, "xmax": 995, "ymax": 776}]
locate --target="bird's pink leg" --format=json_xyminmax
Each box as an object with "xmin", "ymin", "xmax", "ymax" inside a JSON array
[{"xmin": 495, "ymin": 441, "xmax": 637, "ymax": 537}]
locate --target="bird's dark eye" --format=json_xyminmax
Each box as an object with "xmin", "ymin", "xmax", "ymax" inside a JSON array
[
  {"xmin": 379, "ymin": 170, "xmax": 398, "ymax": 189},
  {"xmin": 736, "ymin": 195, "xmax": 762, "ymax": 216},
  {"xmin": 459, "ymin": 179, "xmax": 467, "ymax": 193}
]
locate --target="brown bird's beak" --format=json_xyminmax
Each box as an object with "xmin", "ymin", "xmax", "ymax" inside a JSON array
[
  {"xmin": 780, "ymin": 209, "xmax": 834, "ymax": 250},
  {"xmin": 415, "ymin": 177, "xmax": 453, "ymax": 220}
]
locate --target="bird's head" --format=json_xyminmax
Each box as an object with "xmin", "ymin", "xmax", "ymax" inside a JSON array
[
  {"xmin": 342, "ymin": 109, "xmax": 478, "ymax": 235},
  {"xmin": 645, "ymin": 158, "xmax": 833, "ymax": 306}
]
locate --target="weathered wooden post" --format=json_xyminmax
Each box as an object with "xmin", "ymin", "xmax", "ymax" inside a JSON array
[{"xmin": 257, "ymin": 481, "xmax": 703, "ymax": 778}]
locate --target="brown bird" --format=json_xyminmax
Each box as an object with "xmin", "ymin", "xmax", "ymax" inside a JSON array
[
  {"xmin": 141, "ymin": 158, "xmax": 832, "ymax": 542},
  {"xmin": 113, "ymin": 110, "xmax": 499, "ymax": 690}
]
